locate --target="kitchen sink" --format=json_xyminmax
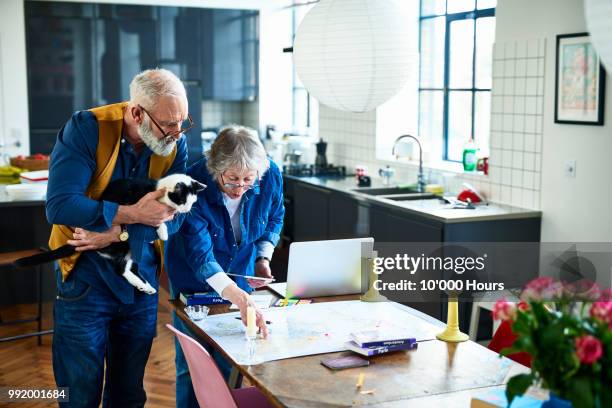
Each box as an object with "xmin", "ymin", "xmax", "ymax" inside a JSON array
[
  {"xmin": 382, "ymin": 193, "xmax": 439, "ymax": 201},
  {"xmin": 352, "ymin": 186, "xmax": 419, "ymax": 196}
]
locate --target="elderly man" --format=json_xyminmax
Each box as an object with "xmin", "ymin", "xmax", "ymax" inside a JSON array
[
  {"xmin": 46, "ymin": 68, "xmax": 189, "ymax": 407},
  {"xmin": 166, "ymin": 125, "xmax": 284, "ymax": 407}
]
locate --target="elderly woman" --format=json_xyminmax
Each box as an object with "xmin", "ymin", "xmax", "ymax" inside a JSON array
[{"xmin": 166, "ymin": 124, "xmax": 284, "ymax": 407}]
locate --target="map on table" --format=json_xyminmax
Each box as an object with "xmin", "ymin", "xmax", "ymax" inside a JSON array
[{"xmin": 192, "ymin": 300, "xmax": 442, "ymax": 365}]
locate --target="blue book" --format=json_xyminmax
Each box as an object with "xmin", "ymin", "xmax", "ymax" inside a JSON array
[
  {"xmin": 350, "ymin": 330, "xmax": 416, "ymax": 348},
  {"xmin": 179, "ymin": 292, "xmax": 230, "ymax": 306},
  {"xmin": 344, "ymin": 340, "xmax": 418, "ymax": 356}
]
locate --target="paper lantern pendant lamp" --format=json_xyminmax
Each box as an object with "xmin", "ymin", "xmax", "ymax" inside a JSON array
[
  {"xmin": 585, "ymin": 0, "xmax": 612, "ymax": 72},
  {"xmin": 293, "ymin": 0, "xmax": 414, "ymax": 113}
]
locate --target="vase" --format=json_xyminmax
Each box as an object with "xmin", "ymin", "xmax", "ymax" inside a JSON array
[{"xmin": 542, "ymin": 393, "xmax": 573, "ymax": 408}]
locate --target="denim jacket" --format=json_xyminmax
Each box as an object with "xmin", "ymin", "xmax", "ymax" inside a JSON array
[
  {"xmin": 165, "ymin": 157, "xmax": 284, "ymax": 295},
  {"xmin": 46, "ymin": 111, "xmax": 187, "ymax": 303}
]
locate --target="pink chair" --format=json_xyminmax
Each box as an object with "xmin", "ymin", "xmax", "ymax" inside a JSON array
[{"xmin": 166, "ymin": 324, "xmax": 273, "ymax": 408}]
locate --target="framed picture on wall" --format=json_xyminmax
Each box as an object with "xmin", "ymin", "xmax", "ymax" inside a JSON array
[{"xmin": 555, "ymin": 33, "xmax": 606, "ymax": 125}]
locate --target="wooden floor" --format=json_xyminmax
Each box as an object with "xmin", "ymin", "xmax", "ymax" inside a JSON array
[{"xmin": 0, "ymin": 289, "xmax": 177, "ymax": 407}]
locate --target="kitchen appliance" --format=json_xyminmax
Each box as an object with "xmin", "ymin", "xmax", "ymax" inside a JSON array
[
  {"xmin": 284, "ymin": 151, "xmax": 303, "ymax": 166},
  {"xmin": 283, "ymin": 135, "xmax": 315, "ymax": 165},
  {"xmin": 378, "ymin": 166, "xmax": 395, "ymax": 185},
  {"xmin": 315, "ymin": 138, "xmax": 328, "ymax": 167},
  {"xmin": 283, "ymin": 163, "xmax": 347, "ymax": 177}
]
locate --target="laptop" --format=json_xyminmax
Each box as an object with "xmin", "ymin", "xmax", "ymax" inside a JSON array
[{"xmin": 268, "ymin": 237, "xmax": 374, "ymax": 299}]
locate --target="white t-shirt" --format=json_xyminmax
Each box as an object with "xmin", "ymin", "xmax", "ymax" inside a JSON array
[{"xmin": 223, "ymin": 193, "xmax": 243, "ymax": 243}]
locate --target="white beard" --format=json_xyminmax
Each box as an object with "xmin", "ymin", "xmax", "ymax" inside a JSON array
[{"xmin": 139, "ymin": 118, "xmax": 176, "ymax": 157}]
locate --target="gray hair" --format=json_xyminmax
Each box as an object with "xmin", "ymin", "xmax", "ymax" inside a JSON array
[
  {"xmin": 129, "ymin": 68, "xmax": 186, "ymax": 109},
  {"xmin": 206, "ymin": 125, "xmax": 269, "ymax": 178}
]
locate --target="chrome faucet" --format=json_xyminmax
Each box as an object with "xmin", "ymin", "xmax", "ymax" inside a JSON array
[{"xmin": 391, "ymin": 134, "xmax": 426, "ymax": 193}]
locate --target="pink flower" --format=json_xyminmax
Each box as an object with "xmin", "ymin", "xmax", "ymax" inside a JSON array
[
  {"xmin": 521, "ymin": 277, "xmax": 564, "ymax": 302},
  {"xmin": 590, "ymin": 301, "xmax": 612, "ymax": 329},
  {"xmin": 492, "ymin": 300, "xmax": 517, "ymax": 321},
  {"xmin": 575, "ymin": 335, "xmax": 603, "ymax": 365},
  {"xmin": 599, "ymin": 288, "xmax": 612, "ymax": 301}
]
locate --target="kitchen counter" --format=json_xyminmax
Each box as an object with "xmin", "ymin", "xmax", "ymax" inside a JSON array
[
  {"xmin": 0, "ymin": 184, "xmax": 46, "ymax": 208},
  {"xmin": 283, "ymin": 175, "xmax": 541, "ymax": 224},
  {"xmin": 0, "ymin": 184, "xmax": 53, "ymax": 305}
]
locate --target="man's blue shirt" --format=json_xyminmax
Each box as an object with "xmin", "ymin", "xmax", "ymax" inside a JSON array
[
  {"xmin": 165, "ymin": 157, "xmax": 285, "ymax": 295},
  {"xmin": 46, "ymin": 110, "xmax": 187, "ymax": 304}
]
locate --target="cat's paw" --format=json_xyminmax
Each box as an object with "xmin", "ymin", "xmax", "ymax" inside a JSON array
[{"xmin": 156, "ymin": 224, "xmax": 168, "ymax": 241}]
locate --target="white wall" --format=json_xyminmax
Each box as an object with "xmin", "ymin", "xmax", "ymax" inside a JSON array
[
  {"xmin": 258, "ymin": 6, "xmax": 294, "ymax": 135},
  {"xmin": 497, "ymin": 0, "xmax": 612, "ymax": 242},
  {"xmin": 0, "ymin": 0, "xmax": 29, "ymax": 157}
]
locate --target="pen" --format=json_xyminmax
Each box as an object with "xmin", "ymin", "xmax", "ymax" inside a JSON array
[
  {"xmin": 225, "ymin": 273, "xmax": 275, "ymax": 282},
  {"xmin": 235, "ymin": 317, "xmax": 272, "ymax": 324}
]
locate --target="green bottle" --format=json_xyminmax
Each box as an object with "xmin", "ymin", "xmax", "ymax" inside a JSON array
[{"xmin": 462, "ymin": 139, "xmax": 478, "ymax": 172}]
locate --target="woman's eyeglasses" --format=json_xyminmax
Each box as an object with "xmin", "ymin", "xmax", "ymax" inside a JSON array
[
  {"xmin": 220, "ymin": 173, "xmax": 260, "ymax": 191},
  {"xmin": 139, "ymin": 104, "xmax": 193, "ymax": 143}
]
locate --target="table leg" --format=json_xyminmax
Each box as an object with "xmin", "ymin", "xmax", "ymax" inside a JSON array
[{"xmin": 228, "ymin": 367, "xmax": 243, "ymax": 389}]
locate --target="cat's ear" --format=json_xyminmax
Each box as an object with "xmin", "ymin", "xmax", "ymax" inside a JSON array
[{"xmin": 192, "ymin": 181, "xmax": 207, "ymax": 192}]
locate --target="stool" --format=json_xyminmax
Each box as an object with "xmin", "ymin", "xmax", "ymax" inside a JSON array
[
  {"xmin": 468, "ymin": 290, "xmax": 519, "ymax": 341},
  {"xmin": 0, "ymin": 249, "xmax": 54, "ymax": 345}
]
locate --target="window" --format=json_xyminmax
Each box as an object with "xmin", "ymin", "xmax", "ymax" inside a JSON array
[
  {"xmin": 291, "ymin": 3, "xmax": 318, "ymax": 133},
  {"xmin": 419, "ymin": 0, "xmax": 496, "ymax": 162}
]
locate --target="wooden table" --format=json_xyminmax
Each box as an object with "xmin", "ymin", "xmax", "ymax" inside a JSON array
[{"xmin": 170, "ymin": 295, "xmax": 528, "ymax": 407}]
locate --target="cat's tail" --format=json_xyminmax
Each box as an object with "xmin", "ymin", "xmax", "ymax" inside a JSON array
[{"xmin": 13, "ymin": 245, "xmax": 77, "ymax": 268}]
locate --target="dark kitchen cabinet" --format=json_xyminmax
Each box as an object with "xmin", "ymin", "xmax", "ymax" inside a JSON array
[
  {"xmin": 26, "ymin": 4, "xmax": 96, "ymax": 153},
  {"xmin": 369, "ymin": 204, "xmax": 443, "ymax": 242},
  {"xmin": 285, "ymin": 178, "xmax": 370, "ymax": 241},
  {"xmin": 201, "ymin": 9, "xmax": 259, "ymax": 101},
  {"xmin": 293, "ymin": 183, "xmax": 330, "ymax": 241},
  {"xmin": 329, "ymin": 194, "xmax": 369, "ymax": 239},
  {"xmin": 25, "ymin": 1, "xmax": 259, "ymax": 155},
  {"xmin": 96, "ymin": 9, "xmax": 157, "ymax": 105}
]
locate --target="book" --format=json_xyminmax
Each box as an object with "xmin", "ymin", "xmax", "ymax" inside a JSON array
[
  {"xmin": 470, "ymin": 389, "xmax": 544, "ymax": 407},
  {"xmin": 321, "ymin": 355, "xmax": 370, "ymax": 370},
  {"xmin": 179, "ymin": 292, "xmax": 230, "ymax": 306},
  {"xmin": 344, "ymin": 340, "xmax": 418, "ymax": 357},
  {"xmin": 350, "ymin": 330, "xmax": 416, "ymax": 348}
]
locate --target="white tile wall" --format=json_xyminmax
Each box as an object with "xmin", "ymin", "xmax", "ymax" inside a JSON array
[
  {"xmin": 319, "ymin": 38, "xmax": 547, "ymax": 210},
  {"xmin": 201, "ymin": 100, "xmax": 259, "ymax": 134},
  {"xmin": 488, "ymin": 38, "xmax": 545, "ymax": 209}
]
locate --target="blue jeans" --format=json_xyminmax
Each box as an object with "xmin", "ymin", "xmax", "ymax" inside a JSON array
[
  {"xmin": 171, "ymin": 288, "xmax": 232, "ymax": 408},
  {"xmin": 52, "ymin": 272, "xmax": 158, "ymax": 408}
]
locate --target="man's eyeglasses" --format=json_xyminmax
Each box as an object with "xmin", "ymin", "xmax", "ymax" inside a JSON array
[
  {"xmin": 139, "ymin": 104, "xmax": 193, "ymax": 142},
  {"xmin": 220, "ymin": 172, "xmax": 260, "ymax": 191}
]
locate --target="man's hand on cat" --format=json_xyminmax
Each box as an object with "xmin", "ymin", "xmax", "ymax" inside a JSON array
[
  {"xmin": 68, "ymin": 226, "xmax": 121, "ymax": 252},
  {"xmin": 117, "ymin": 189, "xmax": 176, "ymax": 227}
]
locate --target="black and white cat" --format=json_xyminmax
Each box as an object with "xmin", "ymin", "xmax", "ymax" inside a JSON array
[{"xmin": 14, "ymin": 174, "xmax": 206, "ymax": 295}]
